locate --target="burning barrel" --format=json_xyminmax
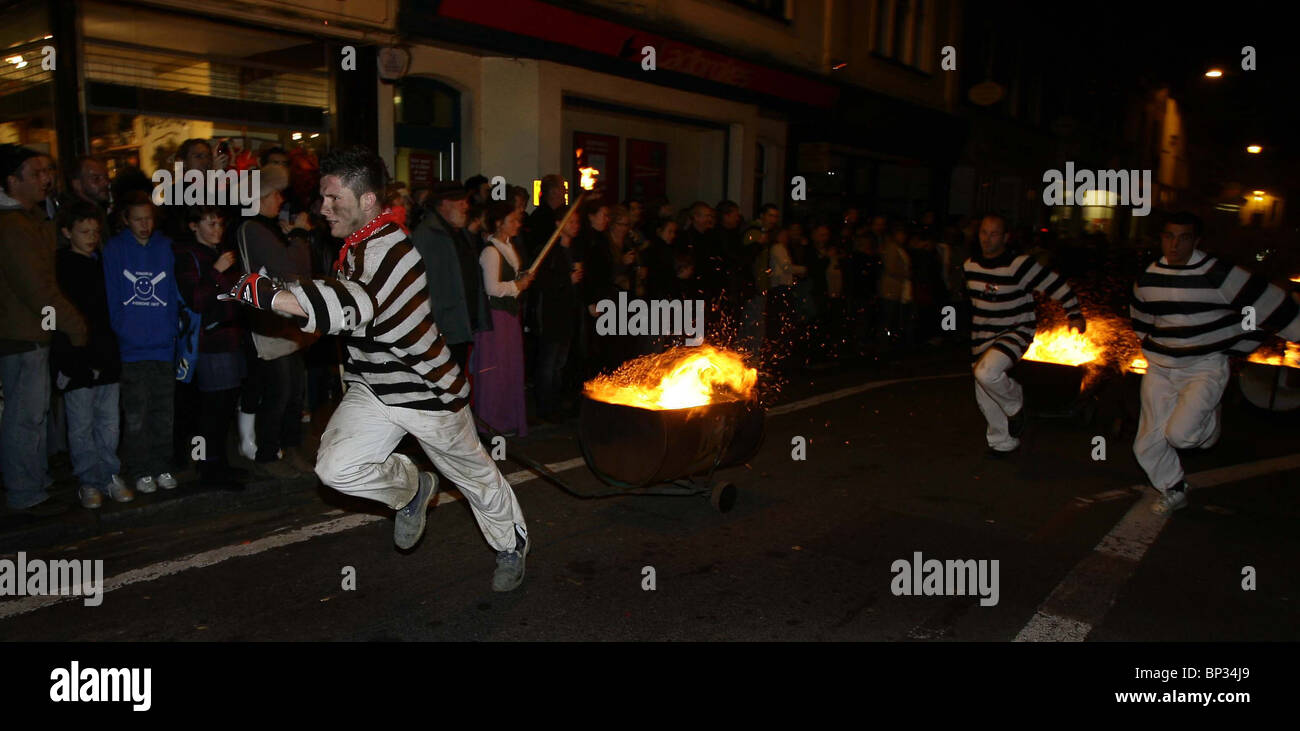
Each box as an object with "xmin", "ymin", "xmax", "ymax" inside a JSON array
[
  {"xmin": 579, "ymin": 346, "xmax": 763, "ymax": 511},
  {"xmin": 1240, "ymin": 343, "xmax": 1300, "ymax": 412}
]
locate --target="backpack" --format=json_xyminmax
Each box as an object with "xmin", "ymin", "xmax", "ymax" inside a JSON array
[{"xmin": 175, "ymin": 250, "xmax": 202, "ymax": 383}]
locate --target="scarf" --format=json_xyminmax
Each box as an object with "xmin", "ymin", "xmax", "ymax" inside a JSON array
[{"xmin": 334, "ymin": 206, "xmax": 407, "ymax": 274}]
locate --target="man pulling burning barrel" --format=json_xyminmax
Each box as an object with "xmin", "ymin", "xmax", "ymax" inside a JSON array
[
  {"xmin": 1130, "ymin": 212, "xmax": 1300, "ymax": 514},
  {"xmin": 221, "ymin": 146, "xmax": 530, "ymax": 592}
]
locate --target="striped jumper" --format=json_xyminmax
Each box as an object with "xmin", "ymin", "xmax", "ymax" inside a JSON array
[
  {"xmin": 285, "ymin": 220, "xmax": 471, "ymax": 412},
  {"xmin": 963, "ymin": 251, "xmax": 1082, "ymax": 362},
  {"xmin": 1130, "ymin": 250, "xmax": 1300, "ymax": 368}
]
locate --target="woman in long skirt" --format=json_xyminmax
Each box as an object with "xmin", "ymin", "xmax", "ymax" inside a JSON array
[{"xmin": 472, "ymin": 201, "xmax": 536, "ymax": 436}]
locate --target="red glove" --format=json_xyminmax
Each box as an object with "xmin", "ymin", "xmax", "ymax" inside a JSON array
[{"xmin": 219, "ymin": 272, "xmax": 282, "ymax": 310}]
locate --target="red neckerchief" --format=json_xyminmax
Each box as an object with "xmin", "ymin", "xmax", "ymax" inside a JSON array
[{"xmin": 334, "ymin": 206, "xmax": 407, "ymax": 275}]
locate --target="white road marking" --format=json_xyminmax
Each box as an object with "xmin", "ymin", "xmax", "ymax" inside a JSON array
[
  {"xmin": 0, "ymin": 372, "xmax": 966, "ymax": 620},
  {"xmin": 1015, "ymin": 453, "xmax": 1300, "ymax": 642}
]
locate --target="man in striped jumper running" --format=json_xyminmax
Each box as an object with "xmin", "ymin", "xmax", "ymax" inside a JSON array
[
  {"xmin": 964, "ymin": 213, "xmax": 1086, "ymax": 455},
  {"xmin": 222, "ymin": 147, "xmax": 530, "ymax": 591},
  {"xmin": 1131, "ymin": 212, "xmax": 1300, "ymax": 515}
]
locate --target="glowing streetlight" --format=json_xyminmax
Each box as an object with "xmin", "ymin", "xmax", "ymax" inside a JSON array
[
  {"xmin": 1205, "ymin": 69, "xmax": 1223, "ymax": 78},
  {"xmin": 1246, "ymin": 145, "xmax": 1262, "ymax": 154}
]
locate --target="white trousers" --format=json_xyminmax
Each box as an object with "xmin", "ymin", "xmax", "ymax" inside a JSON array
[
  {"xmin": 315, "ymin": 384, "xmax": 527, "ymax": 552},
  {"xmin": 1133, "ymin": 353, "xmax": 1229, "ymax": 492},
  {"xmin": 973, "ymin": 349, "xmax": 1024, "ymax": 451}
]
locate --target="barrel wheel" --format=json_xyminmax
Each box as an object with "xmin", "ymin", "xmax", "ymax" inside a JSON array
[{"xmin": 710, "ymin": 481, "xmax": 737, "ymax": 513}]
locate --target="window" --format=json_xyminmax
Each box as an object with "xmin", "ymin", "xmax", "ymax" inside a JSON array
[
  {"xmin": 0, "ymin": 0, "xmax": 57, "ymax": 156},
  {"xmin": 872, "ymin": 0, "xmax": 929, "ymax": 72},
  {"xmin": 394, "ymin": 77, "xmax": 461, "ymax": 187}
]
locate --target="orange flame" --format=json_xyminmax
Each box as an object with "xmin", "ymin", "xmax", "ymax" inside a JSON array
[
  {"xmin": 1022, "ymin": 314, "xmax": 1146, "ymax": 377},
  {"xmin": 1022, "ymin": 327, "xmax": 1101, "ymax": 366},
  {"xmin": 579, "ymin": 166, "xmax": 599, "ymax": 190},
  {"xmin": 584, "ymin": 345, "xmax": 757, "ymax": 410},
  {"xmin": 1248, "ymin": 341, "xmax": 1300, "ymax": 369}
]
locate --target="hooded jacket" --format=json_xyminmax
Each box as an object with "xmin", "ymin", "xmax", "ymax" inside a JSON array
[
  {"xmin": 0, "ymin": 190, "xmax": 88, "ymax": 353},
  {"xmin": 102, "ymin": 227, "xmax": 180, "ymax": 362}
]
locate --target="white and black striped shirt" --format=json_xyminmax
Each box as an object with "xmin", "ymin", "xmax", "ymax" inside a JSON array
[
  {"xmin": 1131, "ymin": 250, "xmax": 1300, "ymax": 368},
  {"xmin": 286, "ymin": 222, "xmax": 470, "ymax": 412},
  {"xmin": 964, "ymin": 251, "xmax": 1082, "ymax": 361}
]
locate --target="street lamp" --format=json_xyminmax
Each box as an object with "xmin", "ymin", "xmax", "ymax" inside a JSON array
[
  {"xmin": 1247, "ymin": 145, "xmax": 1262, "ymax": 154},
  {"xmin": 1205, "ymin": 69, "xmax": 1223, "ymax": 78}
]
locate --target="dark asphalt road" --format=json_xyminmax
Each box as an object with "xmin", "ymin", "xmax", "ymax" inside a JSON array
[{"xmin": 2, "ymin": 348, "xmax": 1297, "ymax": 641}]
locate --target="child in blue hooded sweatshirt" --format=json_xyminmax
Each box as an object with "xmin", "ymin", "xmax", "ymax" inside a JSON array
[{"xmin": 102, "ymin": 191, "xmax": 180, "ymax": 494}]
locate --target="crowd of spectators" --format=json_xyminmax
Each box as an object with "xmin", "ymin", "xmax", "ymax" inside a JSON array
[{"xmin": 2, "ymin": 137, "xmax": 1116, "ymax": 516}]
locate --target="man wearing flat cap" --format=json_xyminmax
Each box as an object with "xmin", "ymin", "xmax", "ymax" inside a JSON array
[{"xmin": 410, "ymin": 180, "xmax": 492, "ymax": 378}]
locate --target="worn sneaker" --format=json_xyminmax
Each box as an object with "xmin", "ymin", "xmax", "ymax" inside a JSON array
[
  {"xmin": 1152, "ymin": 484, "xmax": 1189, "ymax": 515},
  {"xmin": 134, "ymin": 475, "xmax": 157, "ymax": 494},
  {"xmin": 105, "ymin": 475, "xmax": 135, "ymax": 503},
  {"xmin": 394, "ymin": 472, "xmax": 438, "ymax": 550},
  {"xmin": 157, "ymin": 472, "xmax": 179, "ymax": 490},
  {"xmin": 492, "ymin": 526, "xmax": 530, "ymax": 592},
  {"xmin": 78, "ymin": 486, "xmax": 103, "ymax": 509}
]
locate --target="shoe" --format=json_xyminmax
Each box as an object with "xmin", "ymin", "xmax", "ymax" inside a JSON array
[
  {"xmin": 1151, "ymin": 484, "xmax": 1189, "ymax": 515},
  {"xmin": 78, "ymin": 486, "xmax": 103, "ymax": 509},
  {"xmin": 134, "ymin": 475, "xmax": 157, "ymax": 494},
  {"xmin": 157, "ymin": 472, "xmax": 179, "ymax": 490},
  {"xmin": 492, "ymin": 525, "xmax": 529, "ymax": 592},
  {"xmin": 986, "ymin": 445, "xmax": 1019, "ymax": 459},
  {"xmin": 1007, "ymin": 409, "xmax": 1026, "ymax": 438},
  {"xmin": 237, "ymin": 412, "xmax": 257, "ymax": 461},
  {"xmin": 17, "ymin": 497, "xmax": 70, "ymax": 517},
  {"xmin": 105, "ymin": 475, "xmax": 135, "ymax": 503},
  {"xmin": 254, "ymin": 458, "xmax": 302, "ymax": 480},
  {"xmin": 394, "ymin": 472, "xmax": 438, "ymax": 550}
]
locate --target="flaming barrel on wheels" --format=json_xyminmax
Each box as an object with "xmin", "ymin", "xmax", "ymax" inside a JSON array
[
  {"xmin": 1238, "ymin": 343, "xmax": 1300, "ymax": 413},
  {"xmin": 578, "ymin": 346, "xmax": 763, "ymax": 513}
]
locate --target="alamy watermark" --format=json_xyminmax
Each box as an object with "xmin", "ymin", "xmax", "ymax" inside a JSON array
[
  {"xmin": 0, "ymin": 552, "xmax": 104, "ymax": 607},
  {"xmin": 151, "ymin": 164, "xmax": 261, "ymax": 216},
  {"xmin": 890, "ymin": 551, "xmax": 999, "ymax": 607},
  {"xmin": 1042, "ymin": 161, "xmax": 1152, "ymax": 216},
  {"xmin": 594, "ymin": 291, "xmax": 705, "ymax": 346},
  {"xmin": 50, "ymin": 661, "xmax": 151, "ymax": 711}
]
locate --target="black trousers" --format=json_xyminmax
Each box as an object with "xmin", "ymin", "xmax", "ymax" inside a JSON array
[
  {"xmin": 254, "ymin": 352, "xmax": 304, "ymax": 461},
  {"xmin": 198, "ymin": 387, "xmax": 240, "ymax": 473}
]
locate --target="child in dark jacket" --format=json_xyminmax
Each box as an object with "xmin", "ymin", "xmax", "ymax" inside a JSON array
[
  {"xmin": 53, "ymin": 201, "xmax": 134, "ymax": 509},
  {"xmin": 173, "ymin": 206, "xmax": 247, "ymax": 489},
  {"xmin": 102, "ymin": 192, "xmax": 180, "ymax": 495}
]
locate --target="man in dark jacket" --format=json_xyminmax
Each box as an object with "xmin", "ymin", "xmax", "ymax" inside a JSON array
[
  {"xmin": 409, "ymin": 181, "xmax": 491, "ymax": 376},
  {"xmin": 0, "ymin": 145, "xmax": 87, "ymax": 515},
  {"xmin": 524, "ymin": 174, "xmax": 567, "ymax": 260}
]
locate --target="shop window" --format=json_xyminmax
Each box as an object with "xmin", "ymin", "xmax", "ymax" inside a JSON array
[
  {"xmin": 394, "ymin": 77, "xmax": 461, "ymax": 189},
  {"xmin": 0, "ymin": 0, "xmax": 57, "ymax": 155}
]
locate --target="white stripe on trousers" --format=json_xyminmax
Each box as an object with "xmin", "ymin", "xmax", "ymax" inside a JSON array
[
  {"xmin": 1133, "ymin": 353, "xmax": 1229, "ymax": 492},
  {"xmin": 972, "ymin": 348, "xmax": 1023, "ymax": 451},
  {"xmin": 314, "ymin": 383, "xmax": 526, "ymax": 552}
]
